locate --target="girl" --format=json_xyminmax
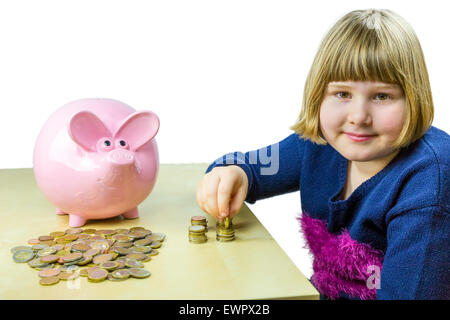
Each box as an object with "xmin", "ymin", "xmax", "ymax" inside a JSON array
[{"xmin": 196, "ymin": 9, "xmax": 449, "ymax": 299}]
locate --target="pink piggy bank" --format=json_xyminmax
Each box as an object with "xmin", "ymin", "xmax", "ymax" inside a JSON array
[{"xmin": 33, "ymin": 98, "xmax": 160, "ymax": 227}]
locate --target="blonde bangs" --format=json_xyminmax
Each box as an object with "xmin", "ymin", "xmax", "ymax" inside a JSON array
[{"xmin": 291, "ymin": 9, "xmax": 434, "ymax": 148}]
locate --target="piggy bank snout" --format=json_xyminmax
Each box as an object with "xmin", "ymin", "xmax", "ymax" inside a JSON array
[{"xmin": 106, "ymin": 148, "xmax": 135, "ymax": 165}]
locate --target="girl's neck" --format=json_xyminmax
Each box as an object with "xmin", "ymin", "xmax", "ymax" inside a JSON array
[{"xmin": 349, "ymin": 149, "xmax": 400, "ymax": 180}]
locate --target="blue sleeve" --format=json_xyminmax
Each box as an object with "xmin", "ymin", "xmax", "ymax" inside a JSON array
[
  {"xmin": 204, "ymin": 133, "xmax": 304, "ymax": 204},
  {"xmin": 377, "ymin": 206, "xmax": 450, "ymax": 299}
]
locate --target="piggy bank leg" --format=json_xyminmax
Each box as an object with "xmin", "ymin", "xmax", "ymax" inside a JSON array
[
  {"xmin": 69, "ymin": 214, "xmax": 87, "ymax": 227},
  {"xmin": 122, "ymin": 207, "xmax": 139, "ymax": 219},
  {"xmin": 56, "ymin": 208, "xmax": 67, "ymax": 215}
]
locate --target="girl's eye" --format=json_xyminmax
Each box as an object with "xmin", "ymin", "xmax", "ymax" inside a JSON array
[
  {"xmin": 119, "ymin": 140, "xmax": 126, "ymax": 147},
  {"xmin": 104, "ymin": 140, "xmax": 111, "ymax": 147},
  {"xmin": 336, "ymin": 92, "xmax": 350, "ymax": 99},
  {"xmin": 375, "ymin": 93, "xmax": 390, "ymax": 101}
]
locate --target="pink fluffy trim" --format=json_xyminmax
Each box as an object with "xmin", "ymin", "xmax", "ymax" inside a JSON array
[{"xmin": 298, "ymin": 212, "xmax": 384, "ymax": 300}]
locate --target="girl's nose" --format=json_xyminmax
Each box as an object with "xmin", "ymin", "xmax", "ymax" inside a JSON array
[{"xmin": 347, "ymin": 99, "xmax": 372, "ymax": 126}]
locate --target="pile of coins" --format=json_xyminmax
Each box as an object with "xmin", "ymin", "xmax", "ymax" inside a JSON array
[
  {"xmin": 191, "ymin": 216, "xmax": 208, "ymax": 231},
  {"xmin": 11, "ymin": 227, "xmax": 166, "ymax": 286},
  {"xmin": 216, "ymin": 217, "xmax": 235, "ymax": 242},
  {"xmin": 188, "ymin": 225, "xmax": 207, "ymax": 244}
]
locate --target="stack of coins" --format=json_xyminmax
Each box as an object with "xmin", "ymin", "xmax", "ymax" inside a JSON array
[
  {"xmin": 216, "ymin": 217, "xmax": 235, "ymax": 242},
  {"xmin": 188, "ymin": 225, "xmax": 207, "ymax": 244},
  {"xmin": 11, "ymin": 227, "xmax": 165, "ymax": 286},
  {"xmin": 191, "ymin": 216, "xmax": 208, "ymax": 231}
]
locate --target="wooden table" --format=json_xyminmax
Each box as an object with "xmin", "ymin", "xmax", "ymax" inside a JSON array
[{"xmin": 0, "ymin": 164, "xmax": 318, "ymax": 300}]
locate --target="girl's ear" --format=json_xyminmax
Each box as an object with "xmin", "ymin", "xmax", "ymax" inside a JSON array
[
  {"xmin": 68, "ymin": 111, "xmax": 112, "ymax": 151},
  {"xmin": 113, "ymin": 111, "xmax": 160, "ymax": 151}
]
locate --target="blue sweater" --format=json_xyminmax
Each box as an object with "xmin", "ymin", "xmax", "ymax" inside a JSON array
[{"xmin": 205, "ymin": 126, "xmax": 450, "ymax": 300}]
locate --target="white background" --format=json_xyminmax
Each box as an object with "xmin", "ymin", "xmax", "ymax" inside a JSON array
[{"xmin": 1, "ymin": 0, "xmax": 449, "ymax": 280}]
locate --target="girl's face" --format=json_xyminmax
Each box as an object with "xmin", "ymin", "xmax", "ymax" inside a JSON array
[{"xmin": 319, "ymin": 81, "xmax": 406, "ymax": 163}]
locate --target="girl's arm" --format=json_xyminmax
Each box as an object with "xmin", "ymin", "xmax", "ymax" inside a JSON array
[
  {"xmin": 205, "ymin": 133, "xmax": 304, "ymax": 204},
  {"xmin": 378, "ymin": 206, "xmax": 450, "ymax": 299}
]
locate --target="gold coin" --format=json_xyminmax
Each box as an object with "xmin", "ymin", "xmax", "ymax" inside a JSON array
[
  {"xmin": 114, "ymin": 241, "xmax": 133, "ymax": 248},
  {"xmin": 77, "ymin": 234, "xmax": 91, "ymax": 240},
  {"xmin": 13, "ymin": 250, "xmax": 35, "ymax": 263},
  {"xmin": 38, "ymin": 268, "xmax": 61, "ymax": 278},
  {"xmin": 129, "ymin": 246, "xmax": 152, "ymax": 254},
  {"xmin": 129, "ymin": 268, "xmax": 151, "ymax": 279},
  {"xmin": 93, "ymin": 253, "xmax": 113, "ymax": 264},
  {"xmin": 65, "ymin": 228, "xmax": 83, "ymax": 234},
  {"xmin": 87, "ymin": 268, "xmax": 108, "ymax": 282},
  {"xmin": 71, "ymin": 243, "xmax": 91, "ymax": 252},
  {"xmin": 83, "ymin": 248, "xmax": 101, "ymax": 257},
  {"xmin": 59, "ymin": 271, "xmax": 80, "ymax": 281},
  {"xmin": 112, "ymin": 234, "xmax": 133, "ymax": 243},
  {"xmin": 63, "ymin": 234, "xmax": 78, "ymax": 242},
  {"xmin": 114, "ymin": 229, "xmax": 129, "ymax": 235},
  {"xmin": 56, "ymin": 249, "xmax": 70, "ymax": 257},
  {"xmin": 99, "ymin": 261, "xmax": 119, "ymax": 271},
  {"xmin": 76, "ymin": 256, "xmax": 93, "ymax": 266},
  {"xmin": 189, "ymin": 225, "xmax": 205, "ymax": 233},
  {"xmin": 113, "ymin": 247, "xmax": 131, "ymax": 255},
  {"xmin": 38, "ymin": 235, "xmax": 54, "ymax": 241},
  {"xmin": 28, "ymin": 239, "xmax": 40, "ymax": 245},
  {"xmin": 111, "ymin": 269, "xmax": 130, "ymax": 279},
  {"xmin": 39, "ymin": 276, "xmax": 60, "ymax": 286},
  {"xmin": 37, "ymin": 247, "xmax": 57, "ymax": 257},
  {"xmin": 49, "ymin": 231, "xmax": 66, "ymax": 238},
  {"xmin": 129, "ymin": 227, "xmax": 146, "ymax": 232},
  {"xmin": 62, "ymin": 252, "xmax": 83, "ymax": 263},
  {"xmin": 125, "ymin": 259, "xmax": 143, "ymax": 268},
  {"xmin": 40, "ymin": 255, "xmax": 59, "ymax": 263},
  {"xmin": 127, "ymin": 231, "xmax": 147, "ymax": 239},
  {"xmin": 51, "ymin": 244, "xmax": 64, "ymax": 251},
  {"xmin": 79, "ymin": 269, "xmax": 89, "ymax": 277},
  {"xmin": 133, "ymin": 239, "xmax": 152, "ymax": 246},
  {"xmin": 125, "ymin": 253, "xmax": 147, "ymax": 261},
  {"xmin": 82, "ymin": 229, "xmax": 97, "ymax": 234},
  {"xmin": 149, "ymin": 241, "xmax": 162, "ymax": 249}
]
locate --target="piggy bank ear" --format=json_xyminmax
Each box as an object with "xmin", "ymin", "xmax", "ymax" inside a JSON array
[
  {"xmin": 114, "ymin": 111, "xmax": 160, "ymax": 151},
  {"xmin": 68, "ymin": 111, "xmax": 112, "ymax": 151}
]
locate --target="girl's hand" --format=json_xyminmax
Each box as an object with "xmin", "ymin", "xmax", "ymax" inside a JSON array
[{"xmin": 196, "ymin": 165, "xmax": 249, "ymax": 221}]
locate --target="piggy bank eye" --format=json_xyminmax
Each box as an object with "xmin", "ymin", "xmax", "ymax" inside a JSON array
[
  {"xmin": 115, "ymin": 139, "xmax": 129, "ymax": 149},
  {"xmin": 97, "ymin": 138, "xmax": 114, "ymax": 151}
]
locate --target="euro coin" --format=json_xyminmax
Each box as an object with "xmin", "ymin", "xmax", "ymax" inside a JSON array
[
  {"xmin": 37, "ymin": 247, "xmax": 57, "ymax": 257},
  {"xmin": 62, "ymin": 252, "xmax": 83, "ymax": 263},
  {"xmin": 59, "ymin": 271, "xmax": 79, "ymax": 281},
  {"xmin": 79, "ymin": 269, "xmax": 89, "ymax": 277},
  {"xmin": 28, "ymin": 258, "xmax": 50, "ymax": 268},
  {"xmin": 147, "ymin": 249, "xmax": 159, "ymax": 256},
  {"xmin": 146, "ymin": 233, "xmax": 165, "ymax": 242},
  {"xmin": 61, "ymin": 264, "xmax": 80, "ymax": 272},
  {"xmin": 65, "ymin": 228, "xmax": 83, "ymax": 234},
  {"xmin": 88, "ymin": 268, "xmax": 108, "ymax": 282},
  {"xmin": 125, "ymin": 253, "xmax": 147, "ymax": 261},
  {"xmin": 71, "ymin": 243, "xmax": 91, "ymax": 252},
  {"xmin": 38, "ymin": 268, "xmax": 61, "ymax": 278},
  {"xmin": 133, "ymin": 239, "xmax": 152, "ymax": 247},
  {"xmin": 93, "ymin": 253, "xmax": 113, "ymax": 264},
  {"xmin": 113, "ymin": 247, "xmax": 131, "ymax": 255},
  {"xmin": 128, "ymin": 231, "xmax": 147, "ymax": 239},
  {"xmin": 76, "ymin": 256, "xmax": 93, "ymax": 266},
  {"xmin": 100, "ymin": 261, "xmax": 119, "ymax": 271},
  {"xmin": 11, "ymin": 246, "xmax": 32, "ymax": 253},
  {"xmin": 83, "ymin": 248, "xmax": 101, "ymax": 257},
  {"xmin": 82, "ymin": 229, "xmax": 97, "ymax": 234},
  {"xmin": 111, "ymin": 269, "xmax": 130, "ymax": 280},
  {"xmin": 40, "ymin": 255, "xmax": 59, "ymax": 264},
  {"xmin": 129, "ymin": 268, "xmax": 151, "ymax": 279},
  {"xmin": 130, "ymin": 246, "xmax": 152, "ymax": 254},
  {"xmin": 31, "ymin": 244, "xmax": 49, "ymax": 251},
  {"xmin": 38, "ymin": 235, "xmax": 54, "ymax": 241},
  {"xmin": 39, "ymin": 276, "xmax": 60, "ymax": 286},
  {"xmin": 13, "ymin": 249, "xmax": 35, "ymax": 263},
  {"xmin": 114, "ymin": 229, "xmax": 129, "ymax": 235},
  {"xmin": 28, "ymin": 239, "xmax": 40, "ymax": 245},
  {"xmin": 125, "ymin": 258, "xmax": 143, "ymax": 268},
  {"xmin": 189, "ymin": 225, "xmax": 205, "ymax": 233},
  {"xmin": 149, "ymin": 241, "xmax": 162, "ymax": 249},
  {"xmin": 49, "ymin": 231, "xmax": 66, "ymax": 238}
]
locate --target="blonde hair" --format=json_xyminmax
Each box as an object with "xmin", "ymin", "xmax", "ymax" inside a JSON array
[{"xmin": 290, "ymin": 9, "xmax": 434, "ymax": 149}]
